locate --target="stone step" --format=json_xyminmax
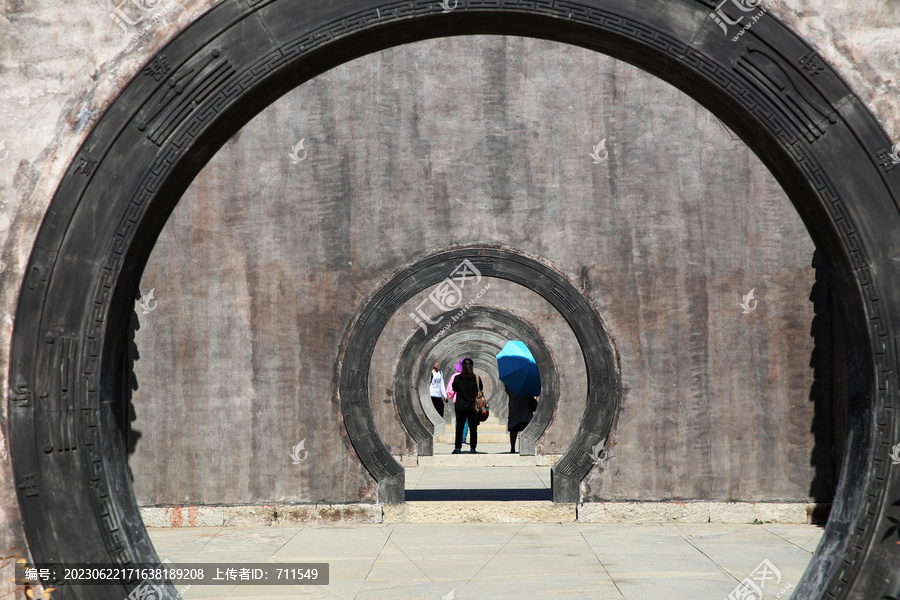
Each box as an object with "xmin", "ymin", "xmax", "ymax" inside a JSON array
[
  {"xmin": 382, "ymin": 501, "xmax": 576, "ymax": 523},
  {"xmin": 418, "ymin": 453, "xmax": 559, "ymax": 467},
  {"xmin": 441, "ymin": 420, "xmax": 508, "ymax": 432},
  {"xmin": 434, "ymin": 432, "xmax": 510, "ymax": 443}
]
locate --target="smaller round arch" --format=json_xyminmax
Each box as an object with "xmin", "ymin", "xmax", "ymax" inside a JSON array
[
  {"xmin": 419, "ymin": 331, "xmax": 511, "ymax": 428},
  {"xmin": 340, "ymin": 247, "xmax": 618, "ymax": 503},
  {"xmin": 419, "ymin": 335, "xmax": 505, "ymax": 427},
  {"xmin": 400, "ymin": 307, "xmax": 560, "ymax": 457}
]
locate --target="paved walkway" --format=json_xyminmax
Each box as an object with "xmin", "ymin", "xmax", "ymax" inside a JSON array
[
  {"xmin": 148, "ymin": 522, "xmax": 821, "ymax": 599},
  {"xmin": 147, "ymin": 430, "xmax": 822, "ymax": 598},
  {"xmin": 406, "ymin": 459, "xmax": 550, "ymax": 501}
]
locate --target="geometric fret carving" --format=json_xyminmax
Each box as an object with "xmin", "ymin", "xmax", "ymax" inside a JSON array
[
  {"xmin": 736, "ymin": 45, "xmax": 838, "ymax": 144},
  {"xmin": 39, "ymin": 336, "xmax": 79, "ymax": 453},
  {"xmin": 137, "ymin": 49, "xmax": 235, "ymax": 147}
]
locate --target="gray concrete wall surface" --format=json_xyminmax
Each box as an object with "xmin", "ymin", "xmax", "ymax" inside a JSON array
[
  {"xmin": 128, "ymin": 35, "xmax": 819, "ymax": 505},
  {"xmin": 1, "ymin": 1, "xmax": 900, "ymax": 593}
]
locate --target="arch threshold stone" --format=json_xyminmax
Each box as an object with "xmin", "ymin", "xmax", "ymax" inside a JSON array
[{"xmin": 7, "ymin": 1, "xmax": 900, "ymax": 598}]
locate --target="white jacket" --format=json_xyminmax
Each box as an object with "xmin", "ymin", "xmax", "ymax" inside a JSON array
[{"xmin": 429, "ymin": 369, "xmax": 447, "ymax": 398}]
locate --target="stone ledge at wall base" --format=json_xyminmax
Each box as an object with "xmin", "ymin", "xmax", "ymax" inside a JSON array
[
  {"xmin": 139, "ymin": 504, "xmax": 384, "ymax": 527},
  {"xmin": 394, "ymin": 454, "xmax": 419, "ymax": 468},
  {"xmin": 409, "ymin": 453, "xmax": 564, "ymax": 467},
  {"xmin": 576, "ymin": 502, "xmax": 831, "ymax": 525},
  {"xmin": 535, "ymin": 454, "xmax": 563, "ymax": 467},
  {"xmin": 140, "ymin": 502, "xmax": 830, "ymax": 527}
]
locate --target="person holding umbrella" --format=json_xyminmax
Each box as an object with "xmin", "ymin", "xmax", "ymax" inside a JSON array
[
  {"xmin": 451, "ymin": 357, "xmax": 483, "ymax": 454},
  {"xmin": 506, "ymin": 386, "xmax": 537, "ymax": 453},
  {"xmin": 496, "ymin": 341, "xmax": 542, "ymax": 453}
]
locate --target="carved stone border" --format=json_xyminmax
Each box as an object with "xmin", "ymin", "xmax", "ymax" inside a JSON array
[
  {"xmin": 6, "ymin": 0, "xmax": 900, "ymax": 598},
  {"xmin": 396, "ymin": 306, "xmax": 560, "ymax": 457}
]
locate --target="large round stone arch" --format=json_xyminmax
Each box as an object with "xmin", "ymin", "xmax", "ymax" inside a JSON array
[
  {"xmin": 398, "ymin": 305, "xmax": 561, "ymax": 458},
  {"xmin": 6, "ymin": 0, "xmax": 900, "ymax": 598}
]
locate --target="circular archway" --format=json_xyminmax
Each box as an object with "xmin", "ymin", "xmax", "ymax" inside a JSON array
[
  {"xmin": 419, "ymin": 335, "xmax": 505, "ymax": 427},
  {"xmin": 340, "ymin": 247, "xmax": 617, "ymax": 504},
  {"xmin": 400, "ymin": 305, "xmax": 561, "ymax": 457},
  {"xmin": 7, "ymin": 1, "xmax": 900, "ymax": 598}
]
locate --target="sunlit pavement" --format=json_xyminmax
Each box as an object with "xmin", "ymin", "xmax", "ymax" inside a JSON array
[
  {"xmin": 148, "ymin": 521, "xmax": 821, "ymax": 599},
  {"xmin": 148, "ymin": 424, "xmax": 821, "ymax": 599}
]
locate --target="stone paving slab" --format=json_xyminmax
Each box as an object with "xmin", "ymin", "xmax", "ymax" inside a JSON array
[
  {"xmin": 384, "ymin": 501, "xmax": 575, "ymax": 523},
  {"xmin": 148, "ymin": 522, "xmax": 823, "ymax": 599},
  {"xmin": 434, "ymin": 432, "xmax": 512, "ymax": 443}
]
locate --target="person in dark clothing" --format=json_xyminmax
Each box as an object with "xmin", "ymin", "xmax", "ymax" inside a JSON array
[
  {"xmin": 506, "ymin": 385, "xmax": 537, "ymax": 453},
  {"xmin": 451, "ymin": 357, "xmax": 483, "ymax": 454}
]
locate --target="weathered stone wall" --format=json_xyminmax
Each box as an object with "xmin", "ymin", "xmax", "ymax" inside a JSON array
[
  {"xmin": 126, "ymin": 35, "xmax": 818, "ymax": 505},
  {"xmin": 1, "ymin": 1, "xmax": 899, "ymax": 591}
]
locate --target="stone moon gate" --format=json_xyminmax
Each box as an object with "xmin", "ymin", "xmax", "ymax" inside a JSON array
[{"xmin": 7, "ymin": 1, "xmax": 900, "ymax": 599}]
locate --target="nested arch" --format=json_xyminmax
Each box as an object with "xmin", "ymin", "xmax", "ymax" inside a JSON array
[
  {"xmin": 398, "ymin": 305, "xmax": 561, "ymax": 457},
  {"xmin": 7, "ymin": 1, "xmax": 900, "ymax": 598},
  {"xmin": 419, "ymin": 334, "xmax": 507, "ymax": 428},
  {"xmin": 340, "ymin": 247, "xmax": 618, "ymax": 503}
]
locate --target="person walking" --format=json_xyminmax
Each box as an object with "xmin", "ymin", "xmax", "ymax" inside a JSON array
[
  {"xmin": 429, "ymin": 362, "xmax": 447, "ymax": 418},
  {"xmin": 445, "ymin": 367, "xmax": 469, "ymax": 445},
  {"xmin": 451, "ymin": 358, "xmax": 483, "ymax": 454},
  {"xmin": 507, "ymin": 385, "xmax": 537, "ymax": 453}
]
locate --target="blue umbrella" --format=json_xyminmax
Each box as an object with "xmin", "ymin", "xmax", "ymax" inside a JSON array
[{"xmin": 496, "ymin": 340, "xmax": 541, "ymax": 397}]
